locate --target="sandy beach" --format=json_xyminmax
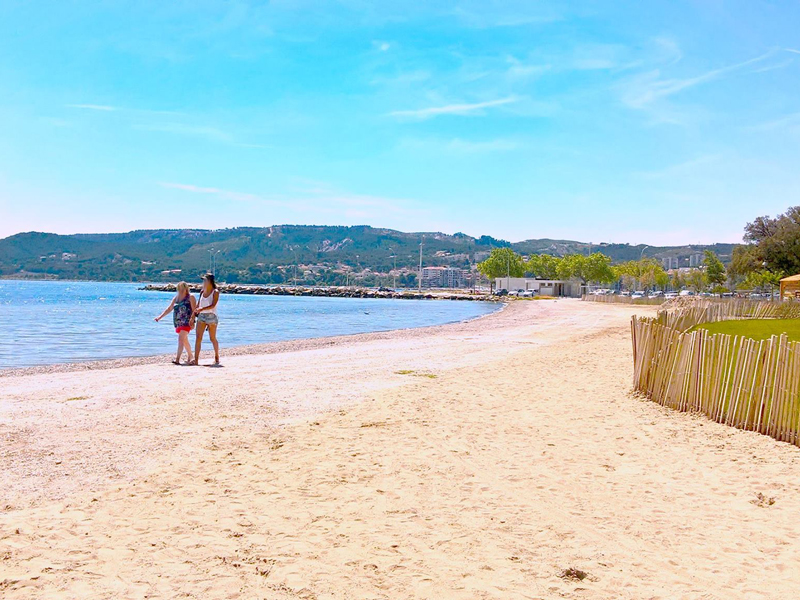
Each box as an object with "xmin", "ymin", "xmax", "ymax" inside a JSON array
[{"xmin": 2, "ymin": 299, "xmax": 800, "ymax": 599}]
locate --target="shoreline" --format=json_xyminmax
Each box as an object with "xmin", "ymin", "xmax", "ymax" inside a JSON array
[{"xmin": 0, "ymin": 300, "xmax": 509, "ymax": 378}]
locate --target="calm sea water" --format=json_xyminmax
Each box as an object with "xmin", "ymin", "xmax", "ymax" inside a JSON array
[{"xmin": 0, "ymin": 281, "xmax": 499, "ymax": 368}]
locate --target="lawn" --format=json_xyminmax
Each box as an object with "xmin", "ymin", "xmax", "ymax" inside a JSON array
[{"xmin": 692, "ymin": 318, "xmax": 800, "ymax": 342}]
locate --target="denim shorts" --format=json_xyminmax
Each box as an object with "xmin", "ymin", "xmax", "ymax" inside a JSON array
[{"xmin": 197, "ymin": 312, "xmax": 219, "ymax": 325}]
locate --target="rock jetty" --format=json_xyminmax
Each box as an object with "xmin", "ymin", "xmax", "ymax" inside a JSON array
[{"xmin": 141, "ymin": 283, "xmax": 499, "ymax": 302}]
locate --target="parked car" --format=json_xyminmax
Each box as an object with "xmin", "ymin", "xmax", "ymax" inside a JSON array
[
  {"xmin": 631, "ymin": 292, "xmax": 645, "ymax": 299},
  {"xmin": 649, "ymin": 291, "xmax": 664, "ymax": 298},
  {"xmin": 665, "ymin": 292, "xmax": 679, "ymax": 299},
  {"xmin": 494, "ymin": 289, "xmax": 508, "ymax": 296},
  {"xmin": 679, "ymin": 290, "xmax": 695, "ymax": 297}
]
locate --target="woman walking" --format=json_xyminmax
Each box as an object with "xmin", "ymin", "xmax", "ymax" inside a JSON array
[
  {"xmin": 154, "ymin": 281, "xmax": 196, "ymax": 365},
  {"xmin": 194, "ymin": 273, "xmax": 221, "ymax": 365}
]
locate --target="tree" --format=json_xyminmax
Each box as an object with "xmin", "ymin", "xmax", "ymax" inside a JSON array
[
  {"xmin": 615, "ymin": 258, "xmax": 667, "ymax": 291},
  {"xmin": 526, "ymin": 254, "xmax": 561, "ymax": 279},
  {"xmin": 476, "ymin": 235, "xmax": 511, "ymax": 248},
  {"xmin": 686, "ymin": 269, "xmax": 706, "ymax": 292},
  {"xmin": 654, "ymin": 268, "xmax": 670, "ymax": 290},
  {"xmin": 671, "ymin": 270, "xmax": 686, "ymax": 291},
  {"xmin": 744, "ymin": 207, "xmax": 800, "ymax": 275},
  {"xmin": 557, "ymin": 253, "xmax": 616, "ymax": 285},
  {"xmin": 702, "ymin": 250, "xmax": 727, "ymax": 287},
  {"xmin": 742, "ymin": 269, "xmax": 783, "ymax": 295},
  {"xmin": 477, "ymin": 248, "xmax": 525, "ymax": 289},
  {"xmin": 729, "ymin": 245, "xmax": 760, "ymax": 284}
]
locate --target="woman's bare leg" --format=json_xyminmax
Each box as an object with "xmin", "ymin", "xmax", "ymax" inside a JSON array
[
  {"xmin": 194, "ymin": 322, "xmax": 207, "ymax": 364},
  {"xmin": 175, "ymin": 334, "xmax": 183, "ymax": 363},
  {"xmin": 179, "ymin": 331, "xmax": 193, "ymax": 363},
  {"xmin": 207, "ymin": 323, "xmax": 220, "ymax": 363}
]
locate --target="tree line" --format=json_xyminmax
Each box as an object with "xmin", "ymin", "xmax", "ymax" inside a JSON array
[{"xmin": 476, "ymin": 247, "xmax": 728, "ymax": 292}]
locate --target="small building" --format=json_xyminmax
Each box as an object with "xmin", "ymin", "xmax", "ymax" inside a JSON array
[
  {"xmin": 495, "ymin": 277, "xmax": 581, "ymax": 297},
  {"xmin": 780, "ymin": 274, "xmax": 800, "ymax": 300}
]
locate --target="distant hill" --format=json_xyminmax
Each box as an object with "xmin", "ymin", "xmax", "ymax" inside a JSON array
[{"xmin": 0, "ymin": 226, "xmax": 739, "ymax": 285}]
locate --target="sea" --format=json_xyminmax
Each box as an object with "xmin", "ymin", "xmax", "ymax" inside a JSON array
[{"xmin": 0, "ymin": 280, "xmax": 499, "ymax": 369}]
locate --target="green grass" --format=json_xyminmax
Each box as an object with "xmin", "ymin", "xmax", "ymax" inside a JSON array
[{"xmin": 691, "ymin": 318, "xmax": 800, "ymax": 342}]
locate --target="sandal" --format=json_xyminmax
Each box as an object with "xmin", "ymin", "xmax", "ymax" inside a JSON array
[{"xmin": 172, "ymin": 360, "xmax": 181, "ymax": 365}]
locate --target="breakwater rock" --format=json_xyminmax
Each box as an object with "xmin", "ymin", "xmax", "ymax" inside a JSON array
[{"xmin": 140, "ymin": 283, "xmax": 499, "ymax": 302}]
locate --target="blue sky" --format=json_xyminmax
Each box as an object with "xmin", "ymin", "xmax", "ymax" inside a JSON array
[{"xmin": 1, "ymin": 1, "xmax": 799, "ymax": 244}]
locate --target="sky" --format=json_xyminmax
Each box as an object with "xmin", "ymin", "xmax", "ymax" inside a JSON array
[{"xmin": 1, "ymin": 0, "xmax": 799, "ymax": 245}]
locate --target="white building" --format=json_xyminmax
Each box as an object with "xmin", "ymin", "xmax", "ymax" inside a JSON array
[
  {"xmin": 662, "ymin": 257, "xmax": 679, "ymax": 270},
  {"xmin": 688, "ymin": 253, "xmax": 704, "ymax": 267},
  {"xmin": 495, "ymin": 277, "xmax": 581, "ymax": 297},
  {"xmin": 421, "ymin": 266, "xmax": 469, "ymax": 288}
]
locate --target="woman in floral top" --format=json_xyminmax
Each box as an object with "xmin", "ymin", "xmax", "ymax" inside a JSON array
[{"xmin": 154, "ymin": 281, "xmax": 197, "ymax": 365}]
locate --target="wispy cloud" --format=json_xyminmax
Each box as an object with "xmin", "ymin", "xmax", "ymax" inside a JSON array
[
  {"xmin": 389, "ymin": 96, "xmax": 517, "ymax": 120},
  {"xmin": 448, "ymin": 6, "xmax": 562, "ymax": 28},
  {"xmin": 504, "ymin": 55, "xmax": 551, "ymax": 80},
  {"xmin": 401, "ymin": 137, "xmax": 521, "ymax": 154},
  {"xmin": 372, "ymin": 40, "xmax": 391, "ymax": 52},
  {"xmin": 64, "ymin": 103, "xmax": 264, "ymax": 147},
  {"xmin": 136, "ymin": 122, "xmax": 233, "ymax": 143},
  {"xmin": 748, "ymin": 111, "xmax": 800, "ymax": 132},
  {"xmin": 752, "ymin": 58, "xmax": 795, "ymax": 73},
  {"xmin": 161, "ymin": 180, "xmax": 426, "ymax": 218},
  {"xmin": 786, "ymin": 48, "xmax": 800, "ymax": 55},
  {"xmin": 159, "ymin": 182, "xmax": 274, "ymax": 204},
  {"xmin": 635, "ymin": 154, "xmax": 723, "ymax": 179},
  {"xmin": 652, "ymin": 36, "xmax": 683, "ymax": 66},
  {"xmin": 66, "ymin": 104, "xmax": 117, "ymax": 111},
  {"xmin": 136, "ymin": 121, "xmax": 267, "ymax": 148},
  {"xmin": 622, "ymin": 50, "xmax": 777, "ymax": 109}
]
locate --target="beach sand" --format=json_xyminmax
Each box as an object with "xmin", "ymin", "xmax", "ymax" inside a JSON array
[{"xmin": 2, "ymin": 299, "xmax": 800, "ymax": 599}]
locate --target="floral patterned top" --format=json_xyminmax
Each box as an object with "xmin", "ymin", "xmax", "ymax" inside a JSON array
[{"xmin": 172, "ymin": 294, "xmax": 192, "ymax": 328}]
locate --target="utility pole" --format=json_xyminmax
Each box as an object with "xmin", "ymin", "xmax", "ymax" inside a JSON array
[
  {"xmin": 289, "ymin": 247, "xmax": 298, "ymax": 286},
  {"xmin": 638, "ymin": 245, "xmax": 649, "ymax": 293},
  {"xmin": 418, "ymin": 240, "xmax": 423, "ymax": 293},
  {"xmin": 389, "ymin": 247, "xmax": 397, "ymax": 290},
  {"xmin": 207, "ymin": 249, "xmax": 220, "ymax": 276}
]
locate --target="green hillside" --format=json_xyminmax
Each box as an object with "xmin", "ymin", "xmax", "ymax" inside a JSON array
[{"xmin": 0, "ymin": 225, "xmax": 738, "ymax": 285}]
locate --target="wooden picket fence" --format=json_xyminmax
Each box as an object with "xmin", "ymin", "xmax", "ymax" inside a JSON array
[{"xmin": 631, "ymin": 300, "xmax": 800, "ymax": 446}]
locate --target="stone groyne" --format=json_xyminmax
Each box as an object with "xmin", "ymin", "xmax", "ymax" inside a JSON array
[{"xmin": 141, "ymin": 283, "xmax": 498, "ymax": 302}]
